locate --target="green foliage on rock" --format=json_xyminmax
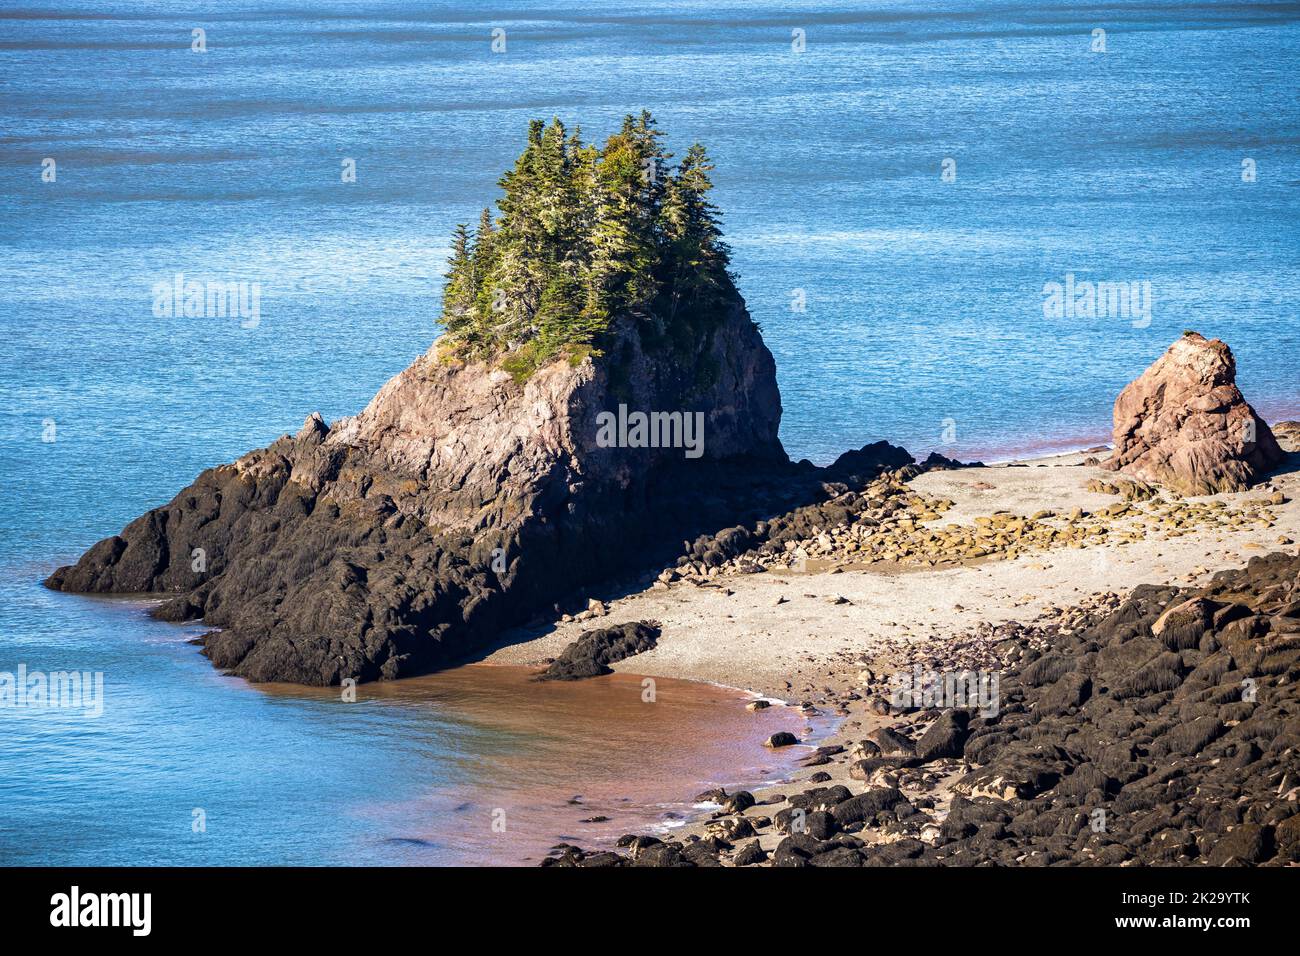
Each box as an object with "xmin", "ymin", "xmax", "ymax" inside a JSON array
[{"xmin": 439, "ymin": 112, "xmax": 735, "ymax": 378}]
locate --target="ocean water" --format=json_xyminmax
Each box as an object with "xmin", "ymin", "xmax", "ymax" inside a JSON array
[{"xmin": 1, "ymin": 0, "xmax": 1298, "ymax": 864}]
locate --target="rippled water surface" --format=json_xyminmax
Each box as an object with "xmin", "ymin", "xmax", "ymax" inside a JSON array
[{"xmin": 1, "ymin": 0, "xmax": 1297, "ymax": 864}]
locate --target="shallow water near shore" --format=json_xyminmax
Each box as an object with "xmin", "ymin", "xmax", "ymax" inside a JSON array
[
  {"xmin": 0, "ymin": 583, "xmax": 818, "ymax": 865},
  {"xmin": 265, "ymin": 667, "xmax": 826, "ymax": 866}
]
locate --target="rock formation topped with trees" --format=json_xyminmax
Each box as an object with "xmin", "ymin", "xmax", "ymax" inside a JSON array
[
  {"xmin": 439, "ymin": 112, "xmax": 734, "ymax": 381},
  {"xmin": 46, "ymin": 115, "xmax": 892, "ymax": 685}
]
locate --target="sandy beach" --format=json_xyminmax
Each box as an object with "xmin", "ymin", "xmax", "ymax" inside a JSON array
[
  {"xmin": 484, "ymin": 444, "xmax": 1300, "ymax": 861},
  {"xmin": 487, "ymin": 448, "xmax": 1300, "ymax": 697}
]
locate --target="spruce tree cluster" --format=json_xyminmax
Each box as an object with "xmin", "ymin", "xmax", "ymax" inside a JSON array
[{"xmin": 439, "ymin": 112, "xmax": 735, "ymax": 380}]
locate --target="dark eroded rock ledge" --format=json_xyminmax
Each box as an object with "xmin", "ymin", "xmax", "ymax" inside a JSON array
[
  {"xmin": 546, "ymin": 550, "xmax": 1300, "ymax": 867},
  {"xmin": 536, "ymin": 621, "xmax": 661, "ymax": 681},
  {"xmin": 45, "ymin": 308, "xmax": 913, "ymax": 685}
]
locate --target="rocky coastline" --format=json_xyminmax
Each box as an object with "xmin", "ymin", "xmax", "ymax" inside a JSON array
[
  {"xmin": 543, "ymin": 546, "xmax": 1300, "ymax": 867},
  {"xmin": 526, "ymin": 333, "xmax": 1300, "ymax": 867},
  {"xmin": 44, "ymin": 295, "xmax": 1300, "ymax": 868}
]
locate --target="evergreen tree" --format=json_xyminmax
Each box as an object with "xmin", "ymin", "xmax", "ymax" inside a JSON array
[
  {"xmin": 659, "ymin": 143, "xmax": 731, "ymax": 319},
  {"xmin": 439, "ymin": 113, "xmax": 734, "ymax": 377},
  {"xmin": 471, "ymin": 207, "xmax": 499, "ymax": 339},
  {"xmin": 588, "ymin": 113, "xmax": 667, "ymax": 320},
  {"xmin": 490, "ymin": 118, "xmax": 548, "ymax": 341},
  {"xmin": 441, "ymin": 222, "xmax": 475, "ymax": 337}
]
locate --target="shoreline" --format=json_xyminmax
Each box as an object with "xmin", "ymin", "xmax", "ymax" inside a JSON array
[
  {"xmin": 37, "ymin": 433, "xmax": 1300, "ymax": 865},
  {"xmin": 807, "ymin": 390, "xmax": 1300, "ymax": 472},
  {"xmin": 486, "ymin": 446, "xmax": 1300, "ymax": 695},
  {"xmin": 481, "ymin": 442, "xmax": 1300, "ymax": 864},
  {"xmin": 256, "ymin": 661, "xmax": 820, "ymax": 866}
]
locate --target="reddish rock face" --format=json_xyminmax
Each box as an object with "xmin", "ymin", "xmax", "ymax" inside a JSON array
[
  {"xmin": 1103, "ymin": 332, "xmax": 1283, "ymax": 495},
  {"xmin": 43, "ymin": 303, "xmax": 814, "ymax": 685}
]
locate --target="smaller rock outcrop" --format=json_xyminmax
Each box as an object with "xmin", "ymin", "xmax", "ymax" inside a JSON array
[
  {"xmin": 535, "ymin": 621, "xmax": 661, "ymax": 681},
  {"xmin": 1103, "ymin": 332, "xmax": 1283, "ymax": 495},
  {"xmin": 1274, "ymin": 421, "xmax": 1300, "ymax": 453}
]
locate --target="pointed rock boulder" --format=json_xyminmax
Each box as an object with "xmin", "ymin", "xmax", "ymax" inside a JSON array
[{"xmin": 1103, "ymin": 332, "xmax": 1283, "ymax": 495}]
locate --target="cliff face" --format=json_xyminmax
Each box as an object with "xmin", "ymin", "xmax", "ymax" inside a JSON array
[
  {"xmin": 320, "ymin": 305, "xmax": 784, "ymax": 533},
  {"xmin": 45, "ymin": 304, "xmax": 802, "ymax": 685}
]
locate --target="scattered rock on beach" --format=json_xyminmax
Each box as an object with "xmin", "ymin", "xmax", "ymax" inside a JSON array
[
  {"xmin": 535, "ymin": 621, "xmax": 661, "ymax": 681},
  {"xmin": 551, "ymin": 549, "xmax": 1300, "ymax": 869},
  {"xmin": 1085, "ymin": 477, "xmax": 1158, "ymax": 501},
  {"xmin": 915, "ymin": 710, "xmax": 970, "ymax": 761},
  {"xmin": 1274, "ymin": 420, "xmax": 1300, "ymax": 453},
  {"xmin": 733, "ymin": 841, "xmax": 767, "ymax": 866},
  {"xmin": 668, "ymin": 464, "xmax": 1280, "ymax": 580}
]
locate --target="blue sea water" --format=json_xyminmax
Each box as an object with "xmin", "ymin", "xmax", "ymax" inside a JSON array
[{"xmin": 1, "ymin": 0, "xmax": 1298, "ymax": 864}]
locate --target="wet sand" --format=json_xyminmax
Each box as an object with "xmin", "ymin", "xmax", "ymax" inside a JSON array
[{"xmin": 257, "ymin": 665, "xmax": 824, "ymax": 865}]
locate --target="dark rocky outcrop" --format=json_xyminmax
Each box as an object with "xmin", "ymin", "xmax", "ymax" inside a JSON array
[
  {"xmin": 551, "ymin": 550, "xmax": 1300, "ymax": 867},
  {"xmin": 536, "ymin": 621, "xmax": 660, "ymax": 681},
  {"xmin": 1103, "ymin": 332, "xmax": 1283, "ymax": 495},
  {"xmin": 732, "ymin": 841, "xmax": 767, "ymax": 866},
  {"xmin": 919, "ymin": 451, "xmax": 985, "ymax": 470},
  {"xmin": 46, "ymin": 303, "xmax": 913, "ymax": 685},
  {"xmin": 914, "ymin": 710, "xmax": 970, "ymax": 761}
]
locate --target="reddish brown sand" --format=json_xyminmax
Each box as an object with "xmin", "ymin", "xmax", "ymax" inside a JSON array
[{"xmin": 260, "ymin": 665, "xmax": 827, "ymax": 865}]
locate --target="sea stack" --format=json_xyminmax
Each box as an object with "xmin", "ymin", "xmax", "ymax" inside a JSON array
[
  {"xmin": 45, "ymin": 115, "xmax": 908, "ymax": 686},
  {"xmin": 1103, "ymin": 332, "xmax": 1283, "ymax": 495},
  {"xmin": 45, "ymin": 311, "xmax": 782, "ymax": 686}
]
